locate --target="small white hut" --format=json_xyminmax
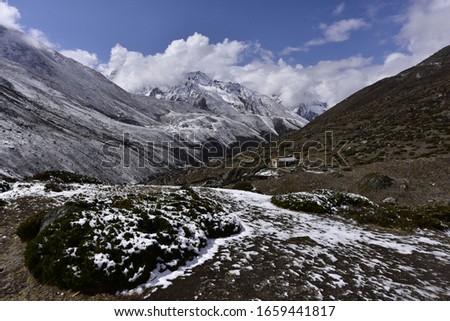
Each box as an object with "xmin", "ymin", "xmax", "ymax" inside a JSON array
[{"xmin": 270, "ymin": 156, "xmax": 298, "ymax": 168}]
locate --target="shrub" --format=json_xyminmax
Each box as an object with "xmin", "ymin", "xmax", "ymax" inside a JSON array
[
  {"xmin": 16, "ymin": 212, "xmax": 47, "ymax": 242},
  {"xmin": 232, "ymin": 181, "xmax": 254, "ymax": 191},
  {"xmin": 44, "ymin": 181, "xmax": 63, "ymax": 192},
  {"xmin": 31, "ymin": 171, "xmax": 102, "ymax": 184},
  {"xmin": 21, "ymin": 188, "xmax": 241, "ymax": 294},
  {"xmin": 358, "ymin": 172, "xmax": 395, "ymax": 191},
  {"xmin": 272, "ymin": 189, "xmax": 377, "ymax": 215},
  {"xmin": 272, "ymin": 189, "xmax": 450, "ymax": 231}
]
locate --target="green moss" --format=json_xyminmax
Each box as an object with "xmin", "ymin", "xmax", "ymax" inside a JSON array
[{"xmin": 272, "ymin": 195, "xmax": 329, "ymax": 214}]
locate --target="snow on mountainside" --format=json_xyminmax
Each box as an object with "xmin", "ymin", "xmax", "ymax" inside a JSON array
[
  {"xmin": 143, "ymin": 71, "xmax": 313, "ymax": 131},
  {"xmin": 0, "ymin": 26, "xmax": 305, "ymax": 183},
  {"xmin": 295, "ymin": 101, "xmax": 328, "ymax": 121}
]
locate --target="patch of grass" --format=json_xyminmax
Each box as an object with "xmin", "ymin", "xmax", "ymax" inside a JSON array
[
  {"xmin": 342, "ymin": 204, "xmax": 450, "ymax": 231},
  {"xmin": 0, "ymin": 199, "xmax": 7, "ymax": 207}
]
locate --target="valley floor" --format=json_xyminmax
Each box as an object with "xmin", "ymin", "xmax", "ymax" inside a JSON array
[{"xmin": 1, "ymin": 184, "xmax": 449, "ymax": 300}]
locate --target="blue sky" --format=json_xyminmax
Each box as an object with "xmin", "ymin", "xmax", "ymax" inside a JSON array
[
  {"xmin": 6, "ymin": 0, "xmax": 407, "ymax": 65},
  {"xmin": 2, "ymin": 0, "xmax": 450, "ymax": 106}
]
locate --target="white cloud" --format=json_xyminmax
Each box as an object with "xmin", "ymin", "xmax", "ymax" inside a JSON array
[
  {"xmin": 332, "ymin": 3, "xmax": 345, "ymax": 16},
  {"xmin": 396, "ymin": 0, "xmax": 450, "ymax": 60},
  {"xmin": 99, "ymin": 32, "xmax": 375, "ymax": 107},
  {"xmin": 0, "ymin": 2, "xmax": 57, "ymax": 49},
  {"xmin": 61, "ymin": 49, "xmax": 99, "ymax": 68},
  {"xmin": 98, "ymin": 33, "xmax": 246, "ymax": 91},
  {"xmin": 306, "ymin": 19, "xmax": 368, "ymax": 47},
  {"xmin": 28, "ymin": 28, "xmax": 55, "ymax": 48},
  {"xmin": 0, "ymin": 1, "xmax": 22, "ymax": 30},
  {"xmin": 227, "ymin": 55, "xmax": 373, "ymax": 107}
]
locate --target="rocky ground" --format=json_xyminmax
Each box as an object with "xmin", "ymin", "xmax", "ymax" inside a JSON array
[{"xmin": 1, "ymin": 184, "xmax": 449, "ymax": 300}]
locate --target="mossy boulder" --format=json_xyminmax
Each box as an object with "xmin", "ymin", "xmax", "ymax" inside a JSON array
[{"xmin": 358, "ymin": 172, "xmax": 395, "ymax": 191}]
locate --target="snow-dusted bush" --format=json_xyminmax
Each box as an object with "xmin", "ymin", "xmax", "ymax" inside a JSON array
[
  {"xmin": 23, "ymin": 188, "xmax": 241, "ymax": 293},
  {"xmin": 272, "ymin": 189, "xmax": 377, "ymax": 215},
  {"xmin": 272, "ymin": 190, "xmax": 450, "ymax": 231},
  {"xmin": 31, "ymin": 171, "xmax": 102, "ymax": 184}
]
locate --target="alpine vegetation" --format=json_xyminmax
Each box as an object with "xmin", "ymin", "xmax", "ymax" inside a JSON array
[{"xmin": 18, "ymin": 187, "xmax": 241, "ymax": 293}]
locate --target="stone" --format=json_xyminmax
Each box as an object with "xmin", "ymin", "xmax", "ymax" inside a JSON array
[
  {"xmin": 0, "ymin": 181, "xmax": 11, "ymax": 193},
  {"xmin": 382, "ymin": 197, "xmax": 397, "ymax": 204}
]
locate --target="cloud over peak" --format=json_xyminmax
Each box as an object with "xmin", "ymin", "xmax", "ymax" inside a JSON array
[{"xmin": 98, "ymin": 33, "xmax": 247, "ymax": 92}]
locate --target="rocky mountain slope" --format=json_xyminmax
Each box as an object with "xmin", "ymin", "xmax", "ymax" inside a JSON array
[
  {"xmin": 144, "ymin": 71, "xmax": 309, "ymax": 132},
  {"xmin": 152, "ymin": 45, "xmax": 450, "ymax": 206},
  {"xmin": 287, "ymin": 45, "xmax": 450, "ymax": 166},
  {"xmin": 0, "ymin": 26, "xmax": 306, "ymax": 183},
  {"xmin": 295, "ymin": 101, "xmax": 328, "ymax": 121},
  {"xmin": 133, "ymin": 70, "xmax": 327, "ymax": 122}
]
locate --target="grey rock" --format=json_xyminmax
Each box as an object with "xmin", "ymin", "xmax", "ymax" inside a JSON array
[
  {"xmin": 382, "ymin": 197, "xmax": 397, "ymax": 204},
  {"xmin": 0, "ymin": 181, "xmax": 11, "ymax": 193}
]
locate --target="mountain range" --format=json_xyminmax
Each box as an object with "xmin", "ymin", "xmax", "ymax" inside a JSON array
[
  {"xmin": 0, "ymin": 26, "xmax": 309, "ymax": 183},
  {"xmin": 143, "ymin": 71, "xmax": 324, "ymax": 121}
]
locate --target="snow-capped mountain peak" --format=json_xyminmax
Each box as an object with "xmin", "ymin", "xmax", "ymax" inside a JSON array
[
  {"xmin": 185, "ymin": 71, "xmax": 213, "ymax": 86},
  {"xmin": 144, "ymin": 71, "xmax": 311, "ymax": 124}
]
